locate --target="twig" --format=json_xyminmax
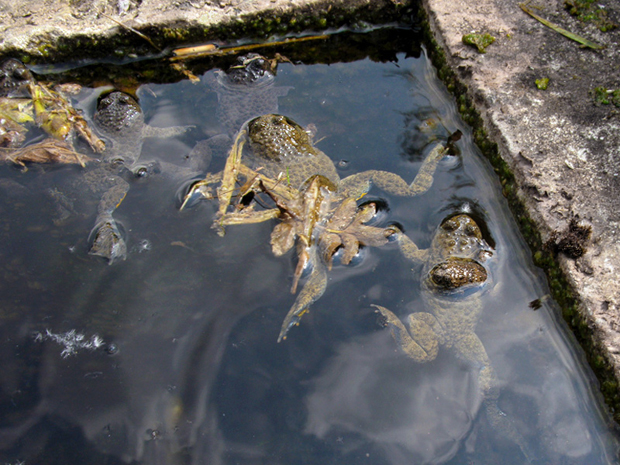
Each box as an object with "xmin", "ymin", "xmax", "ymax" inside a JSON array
[
  {"xmin": 101, "ymin": 13, "xmax": 161, "ymax": 51},
  {"xmin": 170, "ymin": 34, "xmax": 330, "ymax": 61},
  {"xmin": 519, "ymin": 2, "xmax": 603, "ymax": 50}
]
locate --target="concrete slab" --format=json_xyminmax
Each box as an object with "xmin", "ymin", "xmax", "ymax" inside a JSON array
[
  {"xmin": 421, "ymin": 0, "xmax": 620, "ymax": 414},
  {"xmin": 1, "ymin": 0, "xmax": 620, "ymax": 416}
]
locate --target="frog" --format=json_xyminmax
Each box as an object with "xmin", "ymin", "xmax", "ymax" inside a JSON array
[
  {"xmin": 373, "ymin": 214, "xmax": 532, "ymax": 460},
  {"xmin": 181, "ymin": 54, "xmax": 292, "ymax": 208},
  {"xmin": 207, "ymin": 53, "xmax": 292, "ymax": 140},
  {"xmin": 83, "ymin": 91, "xmax": 190, "ymax": 262},
  {"xmin": 0, "ymin": 58, "xmax": 34, "ymax": 98},
  {"xmin": 185, "ymin": 113, "xmax": 453, "ymax": 341}
]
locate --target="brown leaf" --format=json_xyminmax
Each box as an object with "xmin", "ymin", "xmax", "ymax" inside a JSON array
[{"xmin": 1, "ymin": 138, "xmax": 92, "ymax": 167}]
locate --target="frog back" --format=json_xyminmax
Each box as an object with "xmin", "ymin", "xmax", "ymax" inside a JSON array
[{"xmin": 245, "ymin": 114, "xmax": 339, "ymax": 189}]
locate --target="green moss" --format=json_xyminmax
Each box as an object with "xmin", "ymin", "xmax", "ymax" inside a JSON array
[
  {"xmin": 565, "ymin": 0, "xmax": 617, "ymax": 32},
  {"xmin": 462, "ymin": 33, "xmax": 495, "ymax": 53},
  {"xmin": 535, "ymin": 78, "xmax": 549, "ymax": 90},
  {"xmin": 592, "ymin": 86, "xmax": 620, "ymax": 107},
  {"xmin": 419, "ymin": 3, "xmax": 620, "ymax": 424}
]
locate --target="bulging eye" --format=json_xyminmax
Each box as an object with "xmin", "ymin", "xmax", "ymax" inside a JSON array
[
  {"xmin": 465, "ymin": 225, "xmax": 478, "ymax": 236},
  {"xmin": 134, "ymin": 166, "xmax": 148, "ymax": 178},
  {"xmin": 110, "ymin": 157, "xmax": 124, "ymax": 167},
  {"xmin": 442, "ymin": 220, "xmax": 457, "ymax": 231}
]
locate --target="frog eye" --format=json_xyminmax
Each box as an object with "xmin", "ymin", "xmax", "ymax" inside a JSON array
[
  {"xmin": 13, "ymin": 66, "xmax": 30, "ymax": 80},
  {"xmin": 442, "ymin": 219, "xmax": 457, "ymax": 231},
  {"xmin": 133, "ymin": 166, "xmax": 149, "ymax": 178},
  {"xmin": 272, "ymin": 115, "xmax": 286, "ymax": 125},
  {"xmin": 465, "ymin": 224, "xmax": 479, "ymax": 236},
  {"xmin": 110, "ymin": 157, "xmax": 124, "ymax": 167}
]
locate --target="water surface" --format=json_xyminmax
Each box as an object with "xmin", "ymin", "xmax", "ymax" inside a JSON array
[{"xmin": 0, "ymin": 29, "xmax": 618, "ymax": 464}]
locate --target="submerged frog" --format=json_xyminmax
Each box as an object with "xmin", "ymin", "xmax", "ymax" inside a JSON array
[
  {"xmin": 84, "ymin": 91, "xmax": 190, "ymax": 262},
  {"xmin": 185, "ymin": 53, "xmax": 292, "ymax": 175},
  {"xmin": 208, "ymin": 54, "xmax": 292, "ymax": 139},
  {"xmin": 373, "ymin": 214, "xmax": 532, "ymax": 460},
  {"xmin": 0, "ymin": 58, "xmax": 34, "ymax": 98},
  {"xmin": 185, "ymin": 113, "xmax": 452, "ymax": 341}
]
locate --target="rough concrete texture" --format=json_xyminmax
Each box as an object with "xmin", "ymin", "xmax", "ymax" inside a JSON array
[
  {"xmin": 1, "ymin": 0, "xmax": 620, "ymax": 397},
  {"xmin": 422, "ymin": 0, "xmax": 620, "ymax": 389},
  {"xmin": 0, "ymin": 0, "xmax": 392, "ymax": 57}
]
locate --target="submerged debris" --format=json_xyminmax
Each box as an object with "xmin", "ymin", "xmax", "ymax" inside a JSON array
[
  {"xmin": 546, "ymin": 218, "xmax": 592, "ymax": 258},
  {"xmin": 34, "ymin": 329, "xmax": 106, "ymax": 358},
  {"xmin": 529, "ymin": 294, "xmax": 551, "ymax": 310},
  {"xmin": 0, "ymin": 138, "xmax": 92, "ymax": 167},
  {"xmin": 30, "ymin": 82, "xmax": 106, "ymax": 153},
  {"xmin": 462, "ymin": 33, "xmax": 496, "ymax": 53}
]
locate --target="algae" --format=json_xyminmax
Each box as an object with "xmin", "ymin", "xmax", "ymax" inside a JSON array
[
  {"xmin": 535, "ymin": 77, "xmax": 549, "ymax": 90},
  {"xmin": 462, "ymin": 33, "xmax": 495, "ymax": 53},
  {"xmin": 591, "ymin": 86, "xmax": 620, "ymax": 107},
  {"xmin": 565, "ymin": 0, "xmax": 617, "ymax": 32}
]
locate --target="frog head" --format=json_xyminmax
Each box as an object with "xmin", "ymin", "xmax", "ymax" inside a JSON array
[{"xmin": 429, "ymin": 214, "xmax": 493, "ymax": 291}]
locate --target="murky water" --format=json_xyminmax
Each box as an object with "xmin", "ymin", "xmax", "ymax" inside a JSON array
[{"xmin": 0, "ymin": 29, "xmax": 618, "ymax": 464}]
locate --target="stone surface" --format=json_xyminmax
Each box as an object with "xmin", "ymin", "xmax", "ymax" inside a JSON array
[
  {"xmin": 1, "ymin": 0, "xmax": 620, "ymax": 395},
  {"xmin": 423, "ymin": 0, "xmax": 620, "ymax": 386}
]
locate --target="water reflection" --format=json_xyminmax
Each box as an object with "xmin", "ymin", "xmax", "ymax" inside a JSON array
[{"xmin": 0, "ymin": 33, "xmax": 618, "ymax": 465}]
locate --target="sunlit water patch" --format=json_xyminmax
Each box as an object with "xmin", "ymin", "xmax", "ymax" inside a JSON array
[{"xmin": 0, "ymin": 29, "xmax": 618, "ymax": 464}]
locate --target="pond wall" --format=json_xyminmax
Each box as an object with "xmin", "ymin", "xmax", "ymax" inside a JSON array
[{"xmin": 2, "ymin": 0, "xmax": 620, "ymax": 422}]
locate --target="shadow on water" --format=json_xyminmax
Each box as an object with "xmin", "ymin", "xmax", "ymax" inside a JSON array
[{"xmin": 0, "ymin": 28, "xmax": 618, "ymax": 464}]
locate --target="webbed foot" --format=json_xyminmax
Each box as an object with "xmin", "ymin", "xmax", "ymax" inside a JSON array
[
  {"xmin": 373, "ymin": 305, "xmax": 440, "ymax": 362},
  {"xmin": 89, "ymin": 217, "xmax": 127, "ymax": 264}
]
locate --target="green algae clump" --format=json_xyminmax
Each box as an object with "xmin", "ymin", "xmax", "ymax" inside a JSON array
[
  {"xmin": 591, "ymin": 86, "xmax": 620, "ymax": 107},
  {"xmin": 462, "ymin": 33, "xmax": 496, "ymax": 53},
  {"xmin": 565, "ymin": 0, "xmax": 617, "ymax": 32},
  {"xmin": 535, "ymin": 78, "xmax": 549, "ymax": 90}
]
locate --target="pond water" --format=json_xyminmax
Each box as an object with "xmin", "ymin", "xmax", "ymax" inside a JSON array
[{"xmin": 0, "ymin": 28, "xmax": 618, "ymax": 464}]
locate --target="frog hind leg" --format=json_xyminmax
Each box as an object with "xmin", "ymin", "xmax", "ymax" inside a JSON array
[
  {"xmin": 277, "ymin": 255, "xmax": 327, "ymax": 343},
  {"xmin": 339, "ymin": 142, "xmax": 448, "ymax": 198},
  {"xmin": 373, "ymin": 305, "xmax": 441, "ymax": 362},
  {"xmin": 454, "ymin": 333, "xmax": 534, "ymax": 462},
  {"xmin": 89, "ymin": 178, "xmax": 129, "ymax": 264}
]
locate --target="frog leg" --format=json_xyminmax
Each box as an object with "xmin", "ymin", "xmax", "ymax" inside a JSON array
[
  {"xmin": 142, "ymin": 124, "xmax": 193, "ymax": 140},
  {"xmin": 89, "ymin": 178, "xmax": 130, "ymax": 264},
  {"xmin": 180, "ymin": 171, "xmax": 224, "ymax": 210},
  {"xmin": 373, "ymin": 305, "xmax": 443, "ymax": 362},
  {"xmin": 454, "ymin": 332, "xmax": 534, "ymax": 460},
  {"xmin": 216, "ymin": 129, "xmax": 246, "ymax": 219},
  {"xmin": 219, "ymin": 208, "xmax": 281, "ymax": 226},
  {"xmin": 339, "ymin": 142, "xmax": 448, "ymax": 198},
  {"xmin": 389, "ymin": 228, "xmax": 430, "ymax": 264},
  {"xmin": 277, "ymin": 248, "xmax": 327, "ymax": 343}
]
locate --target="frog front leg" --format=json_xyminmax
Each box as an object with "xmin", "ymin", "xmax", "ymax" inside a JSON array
[
  {"xmin": 339, "ymin": 142, "xmax": 448, "ymax": 199},
  {"xmin": 373, "ymin": 305, "xmax": 444, "ymax": 362},
  {"xmin": 89, "ymin": 178, "xmax": 129, "ymax": 264}
]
